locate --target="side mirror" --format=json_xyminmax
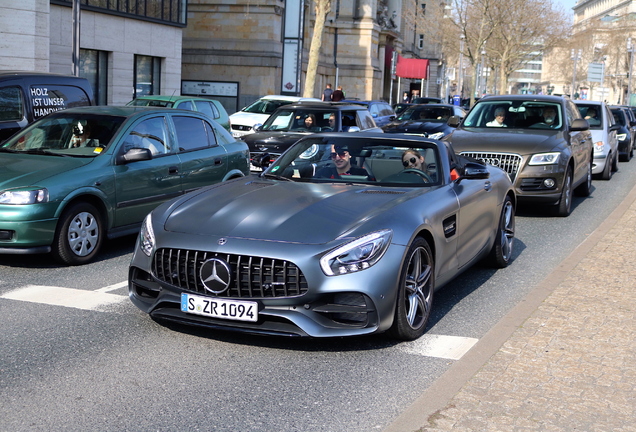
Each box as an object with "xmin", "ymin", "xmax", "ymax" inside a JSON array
[
  {"xmin": 116, "ymin": 147, "xmax": 152, "ymax": 165},
  {"xmin": 570, "ymin": 118, "xmax": 589, "ymax": 131},
  {"xmin": 252, "ymin": 153, "xmax": 272, "ymax": 168},
  {"xmin": 389, "ymin": 115, "xmax": 396, "ymax": 121},
  {"xmin": 610, "ymin": 124, "xmax": 621, "ymax": 132},
  {"xmin": 461, "ymin": 162, "xmax": 490, "ymax": 180},
  {"xmin": 253, "ymin": 123, "xmax": 263, "ymax": 132},
  {"xmin": 447, "ymin": 116, "xmax": 460, "ymax": 127},
  {"xmin": 347, "ymin": 126, "xmax": 361, "ymax": 133}
]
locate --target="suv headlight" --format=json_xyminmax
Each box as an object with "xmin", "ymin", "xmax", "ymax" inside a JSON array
[
  {"xmin": 0, "ymin": 188, "xmax": 49, "ymax": 205},
  {"xmin": 320, "ymin": 230, "xmax": 392, "ymax": 276},
  {"xmin": 617, "ymin": 133, "xmax": 627, "ymax": 141},
  {"xmin": 139, "ymin": 214, "xmax": 156, "ymax": 257},
  {"xmin": 528, "ymin": 152, "xmax": 560, "ymax": 165},
  {"xmin": 427, "ymin": 132, "xmax": 445, "ymax": 140}
]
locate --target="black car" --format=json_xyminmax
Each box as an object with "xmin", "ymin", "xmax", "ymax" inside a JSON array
[
  {"xmin": 446, "ymin": 94, "xmax": 594, "ymax": 217},
  {"xmin": 241, "ymin": 102, "xmax": 383, "ymax": 169},
  {"xmin": 609, "ymin": 106, "xmax": 635, "ymax": 161},
  {"xmin": 392, "ymin": 103, "xmax": 415, "ymax": 115},
  {"xmin": 382, "ymin": 104, "xmax": 466, "ymax": 139},
  {"xmin": 412, "ymin": 97, "xmax": 443, "ymax": 104},
  {"xmin": 342, "ymin": 100, "xmax": 396, "ymax": 127},
  {"xmin": 0, "ymin": 71, "xmax": 95, "ymax": 141}
]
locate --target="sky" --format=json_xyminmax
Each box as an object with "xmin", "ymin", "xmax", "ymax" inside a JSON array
[{"xmin": 554, "ymin": 0, "xmax": 577, "ymax": 14}]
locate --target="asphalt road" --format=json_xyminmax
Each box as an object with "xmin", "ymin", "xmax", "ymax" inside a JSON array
[{"xmin": 1, "ymin": 159, "xmax": 635, "ymax": 432}]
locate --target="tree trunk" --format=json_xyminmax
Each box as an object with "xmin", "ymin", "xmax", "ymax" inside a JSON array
[{"xmin": 303, "ymin": 0, "xmax": 332, "ymax": 98}]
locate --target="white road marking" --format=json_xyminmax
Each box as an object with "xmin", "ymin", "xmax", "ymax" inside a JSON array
[
  {"xmin": 398, "ymin": 334, "xmax": 478, "ymax": 360},
  {"xmin": 1, "ymin": 284, "xmax": 478, "ymax": 360},
  {"xmin": 95, "ymin": 281, "xmax": 128, "ymax": 293},
  {"xmin": 0, "ymin": 285, "xmax": 126, "ymax": 311}
]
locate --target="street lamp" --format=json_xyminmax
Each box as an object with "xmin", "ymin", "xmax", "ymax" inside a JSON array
[
  {"xmin": 458, "ymin": 35, "xmax": 465, "ymax": 99},
  {"xmin": 479, "ymin": 47, "xmax": 486, "ymax": 96},
  {"xmin": 571, "ymin": 49, "xmax": 582, "ymax": 99},
  {"xmin": 628, "ymin": 38, "xmax": 634, "ymax": 103}
]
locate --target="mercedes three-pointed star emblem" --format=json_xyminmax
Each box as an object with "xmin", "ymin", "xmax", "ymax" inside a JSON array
[{"xmin": 199, "ymin": 258, "xmax": 232, "ymax": 294}]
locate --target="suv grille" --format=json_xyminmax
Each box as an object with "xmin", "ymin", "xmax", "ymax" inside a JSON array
[
  {"xmin": 153, "ymin": 248, "xmax": 308, "ymax": 299},
  {"xmin": 460, "ymin": 152, "xmax": 522, "ymax": 178}
]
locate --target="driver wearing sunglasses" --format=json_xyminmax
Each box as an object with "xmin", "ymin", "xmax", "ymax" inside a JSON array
[{"xmin": 315, "ymin": 144, "xmax": 373, "ymax": 179}]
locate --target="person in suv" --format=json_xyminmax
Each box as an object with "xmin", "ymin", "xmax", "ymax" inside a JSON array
[
  {"xmin": 446, "ymin": 95, "xmax": 593, "ymax": 216},
  {"xmin": 242, "ymin": 102, "xmax": 383, "ymax": 170}
]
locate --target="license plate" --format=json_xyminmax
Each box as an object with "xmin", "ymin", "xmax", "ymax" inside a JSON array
[
  {"xmin": 181, "ymin": 293, "xmax": 258, "ymax": 322},
  {"xmin": 250, "ymin": 163, "xmax": 263, "ymax": 172},
  {"xmin": 232, "ymin": 132, "xmax": 242, "ymax": 138}
]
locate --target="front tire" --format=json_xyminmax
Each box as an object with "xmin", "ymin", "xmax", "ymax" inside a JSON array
[
  {"xmin": 575, "ymin": 159, "xmax": 592, "ymax": 197},
  {"xmin": 554, "ymin": 167, "xmax": 573, "ymax": 217},
  {"xmin": 388, "ymin": 237, "xmax": 434, "ymax": 341},
  {"xmin": 52, "ymin": 202, "xmax": 104, "ymax": 265},
  {"xmin": 486, "ymin": 196, "xmax": 515, "ymax": 268}
]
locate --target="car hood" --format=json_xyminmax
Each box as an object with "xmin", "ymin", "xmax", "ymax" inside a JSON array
[
  {"xmin": 0, "ymin": 153, "xmax": 92, "ymax": 190},
  {"xmin": 448, "ymin": 128, "xmax": 564, "ymax": 155},
  {"xmin": 163, "ymin": 180, "xmax": 417, "ymax": 244},
  {"xmin": 383, "ymin": 121, "xmax": 448, "ymax": 134},
  {"xmin": 242, "ymin": 131, "xmax": 312, "ymax": 152},
  {"xmin": 228, "ymin": 111, "xmax": 269, "ymax": 127}
]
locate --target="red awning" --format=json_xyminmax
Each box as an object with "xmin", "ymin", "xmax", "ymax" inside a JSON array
[{"xmin": 396, "ymin": 55, "xmax": 429, "ymax": 79}]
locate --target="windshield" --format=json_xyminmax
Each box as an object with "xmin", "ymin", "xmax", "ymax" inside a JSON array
[
  {"xmin": 398, "ymin": 106, "xmax": 453, "ymax": 122},
  {"xmin": 576, "ymin": 104, "xmax": 603, "ymax": 129},
  {"xmin": 463, "ymin": 100, "xmax": 563, "ymax": 130},
  {"xmin": 1, "ymin": 113, "xmax": 125, "ymax": 156},
  {"xmin": 263, "ymin": 135, "xmax": 442, "ymax": 186},
  {"xmin": 261, "ymin": 109, "xmax": 337, "ymax": 132},
  {"xmin": 611, "ymin": 109, "xmax": 626, "ymax": 126},
  {"xmin": 243, "ymin": 99, "xmax": 294, "ymax": 114}
]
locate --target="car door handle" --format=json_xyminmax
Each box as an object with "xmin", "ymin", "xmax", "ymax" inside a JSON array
[
  {"xmin": 484, "ymin": 181, "xmax": 492, "ymax": 191},
  {"xmin": 169, "ymin": 166, "xmax": 179, "ymax": 175},
  {"xmin": 214, "ymin": 158, "xmax": 222, "ymax": 166}
]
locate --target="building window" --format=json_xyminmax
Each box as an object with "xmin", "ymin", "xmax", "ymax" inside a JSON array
[
  {"xmin": 80, "ymin": 49, "xmax": 108, "ymax": 105},
  {"xmin": 134, "ymin": 55, "xmax": 161, "ymax": 99},
  {"xmin": 418, "ymin": 34, "xmax": 424, "ymax": 50},
  {"xmin": 50, "ymin": 0, "xmax": 187, "ymax": 27}
]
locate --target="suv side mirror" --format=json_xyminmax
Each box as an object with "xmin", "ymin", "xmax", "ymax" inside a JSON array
[
  {"xmin": 253, "ymin": 123, "xmax": 263, "ymax": 132},
  {"xmin": 447, "ymin": 116, "xmax": 460, "ymax": 127},
  {"xmin": 570, "ymin": 118, "xmax": 589, "ymax": 131},
  {"xmin": 347, "ymin": 126, "xmax": 361, "ymax": 133}
]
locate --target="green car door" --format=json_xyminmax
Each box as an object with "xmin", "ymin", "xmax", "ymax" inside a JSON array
[{"xmin": 112, "ymin": 115, "xmax": 182, "ymax": 228}]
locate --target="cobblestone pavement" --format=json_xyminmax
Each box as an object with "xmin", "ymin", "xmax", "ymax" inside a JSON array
[{"xmin": 386, "ymin": 187, "xmax": 636, "ymax": 432}]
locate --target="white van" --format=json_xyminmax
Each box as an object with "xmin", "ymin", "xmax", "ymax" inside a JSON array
[{"xmin": 229, "ymin": 95, "xmax": 320, "ymax": 137}]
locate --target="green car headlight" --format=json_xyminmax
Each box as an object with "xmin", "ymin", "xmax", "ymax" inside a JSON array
[
  {"xmin": 0, "ymin": 188, "xmax": 49, "ymax": 205},
  {"xmin": 320, "ymin": 229, "xmax": 393, "ymax": 276},
  {"xmin": 139, "ymin": 214, "xmax": 156, "ymax": 257},
  {"xmin": 528, "ymin": 152, "xmax": 560, "ymax": 165}
]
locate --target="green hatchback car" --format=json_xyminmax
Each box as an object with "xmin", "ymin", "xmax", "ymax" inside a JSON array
[
  {"xmin": 0, "ymin": 106, "xmax": 250, "ymax": 265},
  {"xmin": 127, "ymin": 95, "xmax": 231, "ymax": 132}
]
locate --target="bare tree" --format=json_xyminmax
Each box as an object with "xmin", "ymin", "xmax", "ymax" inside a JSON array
[
  {"xmin": 488, "ymin": 0, "xmax": 570, "ymax": 94},
  {"xmin": 303, "ymin": 0, "xmax": 332, "ymax": 98}
]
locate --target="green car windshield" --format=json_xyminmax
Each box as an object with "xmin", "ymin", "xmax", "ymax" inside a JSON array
[{"xmin": 1, "ymin": 114, "xmax": 125, "ymax": 157}]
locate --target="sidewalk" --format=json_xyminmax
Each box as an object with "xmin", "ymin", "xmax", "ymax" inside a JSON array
[{"xmin": 385, "ymin": 185, "xmax": 636, "ymax": 432}]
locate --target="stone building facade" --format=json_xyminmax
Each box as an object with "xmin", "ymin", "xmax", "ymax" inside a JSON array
[{"xmin": 182, "ymin": 0, "xmax": 444, "ymax": 110}]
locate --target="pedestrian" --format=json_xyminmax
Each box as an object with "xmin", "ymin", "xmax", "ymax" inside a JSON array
[
  {"xmin": 322, "ymin": 83, "xmax": 333, "ymax": 101},
  {"xmin": 332, "ymin": 85, "xmax": 345, "ymax": 101},
  {"xmin": 402, "ymin": 91, "xmax": 410, "ymax": 103}
]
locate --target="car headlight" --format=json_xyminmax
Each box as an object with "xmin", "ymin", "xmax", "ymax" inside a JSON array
[
  {"xmin": 0, "ymin": 188, "xmax": 49, "ymax": 205},
  {"xmin": 139, "ymin": 213, "xmax": 156, "ymax": 257},
  {"xmin": 617, "ymin": 133, "xmax": 627, "ymax": 141},
  {"xmin": 320, "ymin": 229, "xmax": 393, "ymax": 276},
  {"xmin": 427, "ymin": 132, "xmax": 445, "ymax": 140},
  {"xmin": 593, "ymin": 141, "xmax": 604, "ymax": 152},
  {"xmin": 528, "ymin": 152, "xmax": 560, "ymax": 165}
]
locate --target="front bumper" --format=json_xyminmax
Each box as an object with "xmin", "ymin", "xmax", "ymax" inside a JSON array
[
  {"xmin": 0, "ymin": 208, "xmax": 58, "ymax": 254},
  {"xmin": 128, "ymin": 234, "xmax": 407, "ymax": 338},
  {"xmin": 512, "ymin": 164, "xmax": 566, "ymax": 205}
]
